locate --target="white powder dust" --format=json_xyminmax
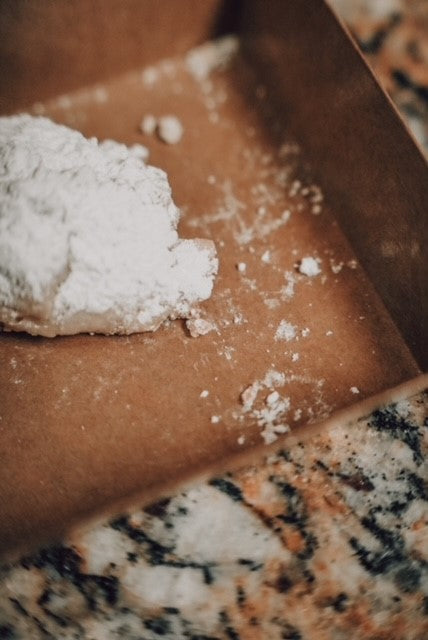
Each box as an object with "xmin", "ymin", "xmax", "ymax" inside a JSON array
[
  {"xmin": 262, "ymin": 369, "xmax": 286, "ymax": 388},
  {"xmin": 261, "ymin": 250, "xmax": 271, "ymax": 264},
  {"xmin": 281, "ymin": 270, "xmax": 296, "ymax": 300},
  {"xmin": 240, "ymin": 383, "xmax": 260, "ymax": 411},
  {"xmin": 275, "ymin": 320, "xmax": 297, "ymax": 342},
  {"xmin": 252, "ymin": 389, "xmax": 290, "ymax": 445},
  {"xmin": 157, "ymin": 116, "xmax": 184, "ymax": 145},
  {"xmin": 0, "ymin": 115, "xmax": 218, "ymax": 337},
  {"xmin": 186, "ymin": 317, "xmax": 216, "ymax": 338},
  {"xmin": 140, "ymin": 114, "xmax": 157, "ymax": 136},
  {"xmin": 185, "ymin": 36, "xmax": 239, "ymax": 81},
  {"xmin": 298, "ymin": 256, "xmax": 321, "ymax": 277},
  {"xmin": 239, "ymin": 369, "xmax": 289, "ymax": 444}
]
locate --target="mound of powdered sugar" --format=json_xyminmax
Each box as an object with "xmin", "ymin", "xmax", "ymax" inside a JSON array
[{"xmin": 0, "ymin": 115, "xmax": 218, "ymax": 337}]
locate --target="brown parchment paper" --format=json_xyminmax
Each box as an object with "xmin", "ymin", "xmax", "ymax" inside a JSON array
[{"xmin": 0, "ymin": 0, "xmax": 425, "ymax": 559}]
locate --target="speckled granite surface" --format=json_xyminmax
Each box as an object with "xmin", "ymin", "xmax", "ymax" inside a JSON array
[
  {"xmin": 0, "ymin": 390, "xmax": 427, "ymax": 639},
  {"xmin": 330, "ymin": 0, "xmax": 428, "ymax": 154}
]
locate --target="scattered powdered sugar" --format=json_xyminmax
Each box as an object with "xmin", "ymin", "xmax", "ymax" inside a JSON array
[
  {"xmin": 262, "ymin": 369, "xmax": 286, "ymax": 388},
  {"xmin": 258, "ymin": 397, "xmax": 290, "ymax": 445},
  {"xmin": 240, "ymin": 383, "xmax": 260, "ymax": 411},
  {"xmin": 140, "ymin": 114, "xmax": 184, "ymax": 144},
  {"xmin": 140, "ymin": 114, "xmax": 157, "ymax": 135},
  {"xmin": 210, "ymin": 415, "xmax": 221, "ymax": 424},
  {"xmin": 157, "ymin": 116, "xmax": 184, "ymax": 145},
  {"xmin": 266, "ymin": 390, "xmax": 280, "ymax": 405},
  {"xmin": 293, "ymin": 408, "xmax": 303, "ymax": 421},
  {"xmin": 298, "ymin": 256, "xmax": 321, "ymax": 277},
  {"xmin": 275, "ymin": 320, "xmax": 297, "ymax": 342},
  {"xmin": 281, "ymin": 271, "xmax": 296, "ymax": 300},
  {"xmin": 350, "ymin": 386, "xmax": 360, "ymax": 395},
  {"xmin": 330, "ymin": 259, "xmax": 344, "ymax": 274},
  {"xmin": 185, "ymin": 36, "xmax": 239, "ymax": 81},
  {"xmin": 239, "ymin": 369, "xmax": 290, "ymax": 444},
  {"xmin": 186, "ymin": 317, "xmax": 217, "ymax": 338},
  {"xmin": 0, "ymin": 115, "xmax": 217, "ymax": 336},
  {"xmin": 141, "ymin": 66, "xmax": 160, "ymax": 86},
  {"xmin": 200, "ymin": 389, "xmax": 210, "ymax": 398},
  {"xmin": 264, "ymin": 298, "xmax": 280, "ymax": 310},
  {"xmin": 261, "ymin": 250, "xmax": 271, "ymax": 264}
]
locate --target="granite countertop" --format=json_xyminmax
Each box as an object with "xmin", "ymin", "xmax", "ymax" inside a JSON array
[
  {"xmin": 1, "ymin": 2, "xmax": 428, "ymax": 639},
  {"xmin": 330, "ymin": 0, "xmax": 428, "ymax": 155},
  {"xmin": 1, "ymin": 389, "xmax": 427, "ymax": 639}
]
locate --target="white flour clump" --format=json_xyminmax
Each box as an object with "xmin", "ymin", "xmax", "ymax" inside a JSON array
[{"xmin": 0, "ymin": 115, "xmax": 218, "ymax": 337}]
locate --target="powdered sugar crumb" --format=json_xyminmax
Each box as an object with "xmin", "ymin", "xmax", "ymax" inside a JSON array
[
  {"xmin": 261, "ymin": 250, "xmax": 271, "ymax": 264},
  {"xmin": 330, "ymin": 260, "xmax": 344, "ymax": 274},
  {"xmin": 293, "ymin": 408, "xmax": 303, "ymax": 421},
  {"xmin": 281, "ymin": 271, "xmax": 296, "ymax": 300},
  {"xmin": 157, "ymin": 116, "xmax": 184, "ymax": 145},
  {"xmin": 275, "ymin": 320, "xmax": 297, "ymax": 342},
  {"xmin": 262, "ymin": 369, "xmax": 286, "ymax": 388},
  {"xmin": 239, "ymin": 369, "xmax": 290, "ymax": 445},
  {"xmin": 140, "ymin": 114, "xmax": 157, "ymax": 135},
  {"xmin": 185, "ymin": 36, "xmax": 239, "ymax": 81},
  {"xmin": 141, "ymin": 66, "xmax": 159, "ymax": 86},
  {"xmin": 264, "ymin": 298, "xmax": 280, "ymax": 310},
  {"xmin": 298, "ymin": 256, "xmax": 321, "ymax": 277},
  {"xmin": 186, "ymin": 318, "xmax": 217, "ymax": 338},
  {"xmin": 240, "ymin": 383, "xmax": 260, "ymax": 412}
]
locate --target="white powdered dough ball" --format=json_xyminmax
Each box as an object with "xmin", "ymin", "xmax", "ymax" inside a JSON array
[{"xmin": 0, "ymin": 115, "xmax": 217, "ymax": 337}]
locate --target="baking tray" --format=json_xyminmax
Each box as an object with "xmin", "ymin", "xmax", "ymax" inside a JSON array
[{"xmin": 0, "ymin": 0, "xmax": 427, "ymax": 559}]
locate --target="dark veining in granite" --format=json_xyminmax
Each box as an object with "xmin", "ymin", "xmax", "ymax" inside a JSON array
[{"xmin": 1, "ymin": 391, "xmax": 427, "ymax": 639}]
